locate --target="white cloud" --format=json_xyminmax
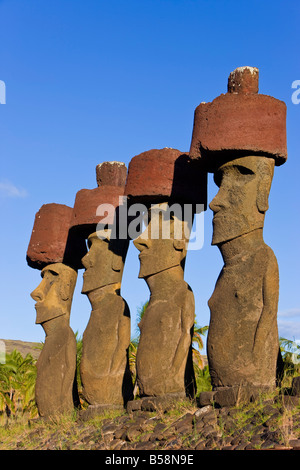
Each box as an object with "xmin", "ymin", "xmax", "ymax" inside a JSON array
[
  {"xmin": 278, "ymin": 308, "xmax": 300, "ymax": 318},
  {"xmin": 278, "ymin": 309, "xmax": 300, "ymax": 342},
  {"xmin": 0, "ymin": 180, "xmax": 28, "ymax": 198}
]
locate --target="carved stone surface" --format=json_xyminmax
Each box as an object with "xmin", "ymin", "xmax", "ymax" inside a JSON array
[
  {"xmin": 189, "ymin": 67, "xmax": 287, "ymax": 403},
  {"xmin": 80, "ymin": 231, "xmax": 133, "ymax": 406},
  {"xmin": 96, "ymin": 161, "xmax": 127, "ymax": 188},
  {"xmin": 27, "ymin": 203, "xmax": 86, "ymax": 270},
  {"xmin": 27, "ymin": 203, "xmax": 82, "ymax": 417},
  {"xmin": 70, "ymin": 162, "xmax": 127, "ymax": 238},
  {"xmin": 207, "ymin": 156, "xmax": 280, "ymax": 390},
  {"xmin": 72, "ymin": 162, "xmax": 133, "ymax": 409},
  {"xmin": 31, "ymin": 263, "xmax": 78, "ymax": 418},
  {"xmin": 133, "ymin": 204, "xmax": 196, "ymax": 398},
  {"xmin": 125, "ymin": 148, "xmax": 207, "ymax": 208},
  {"xmin": 189, "ymin": 66, "xmax": 287, "ymax": 168},
  {"xmin": 124, "ymin": 147, "xmax": 207, "ymax": 400}
]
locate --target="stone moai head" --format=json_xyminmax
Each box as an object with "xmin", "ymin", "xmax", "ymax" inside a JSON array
[
  {"xmin": 31, "ymin": 263, "xmax": 77, "ymax": 325},
  {"xmin": 210, "ymin": 155, "xmax": 275, "ymax": 245},
  {"xmin": 27, "ymin": 203, "xmax": 86, "ymax": 326},
  {"xmin": 133, "ymin": 202, "xmax": 189, "ymax": 279},
  {"xmin": 125, "ymin": 148, "xmax": 207, "ymax": 278},
  {"xmin": 70, "ymin": 161, "xmax": 129, "ymax": 297}
]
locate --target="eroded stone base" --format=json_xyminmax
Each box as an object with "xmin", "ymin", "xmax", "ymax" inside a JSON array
[{"xmin": 127, "ymin": 393, "xmax": 189, "ymax": 413}]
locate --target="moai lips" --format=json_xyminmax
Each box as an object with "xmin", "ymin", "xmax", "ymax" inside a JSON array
[{"xmin": 189, "ymin": 66, "xmax": 287, "ymax": 170}]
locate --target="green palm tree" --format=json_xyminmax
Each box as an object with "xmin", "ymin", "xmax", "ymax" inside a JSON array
[{"xmin": 0, "ymin": 350, "xmax": 37, "ymax": 418}]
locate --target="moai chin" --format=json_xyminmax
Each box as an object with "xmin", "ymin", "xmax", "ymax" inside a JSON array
[
  {"xmin": 125, "ymin": 148, "xmax": 207, "ymax": 406},
  {"xmin": 189, "ymin": 66, "xmax": 287, "ymax": 406},
  {"xmin": 27, "ymin": 203, "xmax": 85, "ymax": 418},
  {"xmin": 70, "ymin": 162, "xmax": 133, "ymax": 412}
]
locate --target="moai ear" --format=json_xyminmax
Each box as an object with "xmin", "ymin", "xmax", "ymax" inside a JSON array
[
  {"xmin": 173, "ymin": 239, "xmax": 185, "ymax": 251},
  {"xmin": 256, "ymin": 157, "xmax": 275, "ymax": 213},
  {"xmin": 112, "ymin": 253, "xmax": 122, "ymax": 272}
]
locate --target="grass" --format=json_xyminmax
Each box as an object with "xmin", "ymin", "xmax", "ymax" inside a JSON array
[{"xmin": 1, "ymin": 388, "xmax": 300, "ymax": 450}]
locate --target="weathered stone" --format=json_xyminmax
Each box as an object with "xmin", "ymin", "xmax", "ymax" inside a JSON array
[
  {"xmin": 133, "ymin": 204, "xmax": 196, "ymax": 398},
  {"xmin": 227, "ymin": 66, "xmax": 259, "ymax": 94},
  {"xmin": 189, "ymin": 67, "xmax": 287, "ymax": 168},
  {"xmin": 31, "ymin": 263, "xmax": 78, "ymax": 418},
  {"xmin": 194, "ymin": 68, "xmax": 287, "ymax": 400},
  {"xmin": 292, "ymin": 376, "xmax": 300, "ymax": 396},
  {"xmin": 281, "ymin": 395, "xmax": 300, "ymax": 408},
  {"xmin": 194, "ymin": 405, "xmax": 213, "ymax": 418},
  {"xmin": 289, "ymin": 439, "xmax": 300, "ymax": 449},
  {"xmin": 198, "ymin": 391, "xmax": 216, "ymax": 407},
  {"xmin": 207, "ymin": 156, "xmax": 282, "ymax": 393},
  {"xmin": 71, "ymin": 163, "xmax": 133, "ymax": 411},
  {"xmin": 125, "ymin": 148, "xmax": 207, "ymax": 207},
  {"xmin": 70, "ymin": 161, "xmax": 128, "ymax": 239},
  {"xmin": 80, "ymin": 232, "xmax": 133, "ymax": 407},
  {"xmin": 78, "ymin": 404, "xmax": 124, "ymax": 422},
  {"xmin": 136, "ymin": 394, "xmax": 189, "ymax": 412},
  {"xmin": 27, "ymin": 203, "xmax": 86, "ymax": 270},
  {"xmin": 70, "ymin": 186, "xmax": 126, "ymax": 237},
  {"xmin": 124, "ymin": 148, "xmax": 207, "ymax": 400},
  {"xmin": 96, "ymin": 161, "xmax": 127, "ymax": 188}
]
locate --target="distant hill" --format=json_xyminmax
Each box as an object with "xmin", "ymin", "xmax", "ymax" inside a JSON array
[{"xmin": 0, "ymin": 339, "xmax": 42, "ymax": 360}]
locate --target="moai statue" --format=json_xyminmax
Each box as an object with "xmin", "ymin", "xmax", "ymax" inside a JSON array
[
  {"xmin": 70, "ymin": 162, "xmax": 133, "ymax": 415},
  {"xmin": 27, "ymin": 203, "xmax": 86, "ymax": 418},
  {"xmin": 125, "ymin": 148, "xmax": 207, "ymax": 409},
  {"xmin": 189, "ymin": 67, "xmax": 287, "ymax": 406}
]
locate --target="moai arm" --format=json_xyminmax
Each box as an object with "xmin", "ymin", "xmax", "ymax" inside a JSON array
[
  {"xmin": 171, "ymin": 288, "xmax": 195, "ymax": 373},
  {"xmin": 109, "ymin": 300, "xmax": 131, "ymax": 373},
  {"xmin": 253, "ymin": 249, "xmax": 279, "ymax": 363},
  {"xmin": 61, "ymin": 329, "xmax": 77, "ymax": 399}
]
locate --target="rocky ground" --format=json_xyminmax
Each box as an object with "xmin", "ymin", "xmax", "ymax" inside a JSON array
[{"xmin": 3, "ymin": 394, "xmax": 300, "ymax": 451}]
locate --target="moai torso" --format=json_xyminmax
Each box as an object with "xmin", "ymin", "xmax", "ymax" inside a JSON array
[
  {"xmin": 136, "ymin": 275, "xmax": 195, "ymax": 397},
  {"xmin": 207, "ymin": 235, "xmax": 279, "ymax": 389}
]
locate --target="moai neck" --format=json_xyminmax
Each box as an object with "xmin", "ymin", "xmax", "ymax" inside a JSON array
[
  {"xmin": 86, "ymin": 282, "xmax": 122, "ymax": 310},
  {"xmin": 42, "ymin": 314, "xmax": 70, "ymax": 337}
]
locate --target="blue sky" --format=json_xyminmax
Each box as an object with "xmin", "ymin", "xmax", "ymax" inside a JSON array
[{"xmin": 0, "ymin": 0, "xmax": 299, "ymax": 352}]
